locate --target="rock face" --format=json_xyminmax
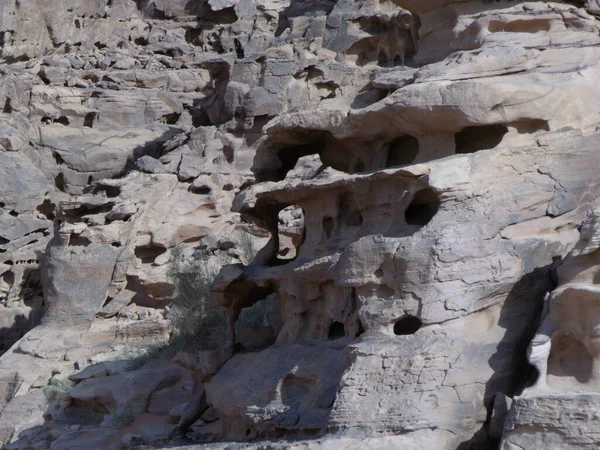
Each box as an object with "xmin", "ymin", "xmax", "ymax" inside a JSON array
[
  {"xmin": 502, "ymin": 209, "xmax": 600, "ymax": 449},
  {"xmin": 2, "ymin": 0, "xmax": 600, "ymax": 448}
]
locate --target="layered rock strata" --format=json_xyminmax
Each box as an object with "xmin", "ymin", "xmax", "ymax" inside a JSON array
[{"xmin": 2, "ymin": 0, "xmax": 600, "ymax": 449}]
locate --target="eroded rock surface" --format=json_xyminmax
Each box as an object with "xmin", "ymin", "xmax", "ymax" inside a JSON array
[{"xmin": 2, "ymin": 0, "xmax": 600, "ymax": 449}]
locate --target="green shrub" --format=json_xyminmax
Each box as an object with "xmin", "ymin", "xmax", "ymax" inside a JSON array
[
  {"xmin": 167, "ymin": 246, "xmax": 229, "ymax": 351},
  {"xmin": 44, "ymin": 377, "xmax": 72, "ymax": 403},
  {"xmin": 122, "ymin": 343, "xmax": 168, "ymax": 371},
  {"xmin": 109, "ymin": 407, "xmax": 135, "ymax": 429}
]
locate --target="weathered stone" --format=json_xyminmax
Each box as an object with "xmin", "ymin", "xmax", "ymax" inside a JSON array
[{"xmin": 3, "ymin": 0, "xmax": 600, "ymax": 448}]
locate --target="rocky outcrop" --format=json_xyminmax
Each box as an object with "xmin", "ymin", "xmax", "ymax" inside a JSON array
[
  {"xmin": 3, "ymin": 0, "xmax": 600, "ymax": 448},
  {"xmin": 502, "ymin": 209, "xmax": 600, "ymax": 449}
]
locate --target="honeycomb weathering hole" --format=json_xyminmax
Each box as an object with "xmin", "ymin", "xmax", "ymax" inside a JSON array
[
  {"xmin": 322, "ymin": 216, "xmax": 335, "ymax": 239},
  {"xmin": 328, "ymin": 321, "xmax": 346, "ymax": 340},
  {"xmin": 386, "ymin": 135, "xmax": 419, "ymax": 167},
  {"xmin": 277, "ymin": 205, "xmax": 305, "ymax": 261},
  {"xmin": 455, "ymin": 124, "xmax": 508, "ymax": 154},
  {"xmin": 393, "ymin": 316, "xmax": 422, "ymax": 335},
  {"xmin": 405, "ymin": 188, "xmax": 440, "ymax": 227}
]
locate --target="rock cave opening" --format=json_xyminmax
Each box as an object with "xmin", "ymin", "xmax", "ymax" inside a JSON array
[
  {"xmin": 55, "ymin": 116, "xmax": 70, "ymax": 126},
  {"xmin": 262, "ymin": 132, "xmax": 352, "ymax": 182},
  {"xmin": 345, "ymin": 12, "xmax": 418, "ymax": 68},
  {"xmin": 405, "ymin": 188, "xmax": 440, "ymax": 227},
  {"xmin": 125, "ymin": 275, "xmax": 174, "ymax": 309},
  {"xmin": 386, "ymin": 135, "xmax": 420, "ymax": 167},
  {"xmin": 455, "ymin": 124, "xmax": 509, "ymax": 154},
  {"xmin": 277, "ymin": 205, "xmax": 305, "ymax": 261},
  {"xmin": 338, "ymin": 194, "xmax": 363, "ymax": 229},
  {"xmin": 134, "ymin": 244, "xmax": 167, "ymax": 264},
  {"xmin": 54, "ymin": 173, "xmax": 66, "ymax": 192},
  {"xmin": 83, "ymin": 112, "xmax": 95, "ymax": 128},
  {"xmin": 190, "ymin": 185, "xmax": 211, "ymax": 195},
  {"xmin": 328, "ymin": 321, "xmax": 346, "ymax": 340},
  {"xmin": 322, "ymin": 216, "xmax": 335, "ymax": 239},
  {"xmin": 235, "ymin": 292, "xmax": 281, "ymax": 351},
  {"xmin": 393, "ymin": 315, "xmax": 422, "ymax": 335},
  {"xmin": 2, "ymin": 98, "xmax": 12, "ymax": 114}
]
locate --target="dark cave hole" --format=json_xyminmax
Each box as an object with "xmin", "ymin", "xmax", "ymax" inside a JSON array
[
  {"xmin": 276, "ymin": 205, "xmax": 305, "ymax": 261},
  {"xmin": 53, "ymin": 151, "xmax": 65, "ymax": 165},
  {"xmin": 54, "ymin": 173, "xmax": 66, "ymax": 192},
  {"xmin": 235, "ymin": 292, "xmax": 280, "ymax": 351},
  {"xmin": 455, "ymin": 124, "xmax": 508, "ymax": 154},
  {"xmin": 96, "ymin": 185, "xmax": 121, "ymax": 198},
  {"xmin": 55, "ymin": 116, "xmax": 70, "ymax": 126},
  {"xmin": 163, "ymin": 112, "xmax": 181, "ymax": 125},
  {"xmin": 234, "ymin": 38, "xmax": 244, "ymax": 59},
  {"xmin": 83, "ymin": 112, "xmax": 95, "ymax": 128},
  {"xmin": 37, "ymin": 199, "xmax": 55, "ymax": 220},
  {"xmin": 345, "ymin": 210, "xmax": 363, "ymax": 227},
  {"xmin": 393, "ymin": 315, "xmax": 422, "ymax": 335},
  {"xmin": 328, "ymin": 321, "xmax": 345, "ymax": 340},
  {"xmin": 134, "ymin": 244, "xmax": 167, "ymax": 264},
  {"xmin": 277, "ymin": 143, "xmax": 316, "ymax": 180},
  {"xmin": 405, "ymin": 188, "xmax": 440, "ymax": 227},
  {"xmin": 262, "ymin": 133, "xmax": 351, "ymax": 182},
  {"xmin": 69, "ymin": 235, "xmax": 92, "ymax": 247},
  {"xmin": 2, "ymin": 98, "xmax": 12, "ymax": 114},
  {"xmin": 134, "ymin": 37, "xmax": 148, "ymax": 46},
  {"xmin": 386, "ymin": 135, "xmax": 420, "ymax": 167},
  {"xmin": 322, "ymin": 216, "xmax": 335, "ymax": 239},
  {"xmin": 190, "ymin": 185, "xmax": 211, "ymax": 195}
]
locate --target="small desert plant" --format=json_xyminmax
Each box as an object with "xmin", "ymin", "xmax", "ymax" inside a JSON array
[
  {"xmin": 44, "ymin": 377, "xmax": 72, "ymax": 403},
  {"xmin": 109, "ymin": 407, "xmax": 135, "ymax": 429},
  {"xmin": 167, "ymin": 246, "xmax": 229, "ymax": 351},
  {"xmin": 122, "ymin": 343, "xmax": 169, "ymax": 371}
]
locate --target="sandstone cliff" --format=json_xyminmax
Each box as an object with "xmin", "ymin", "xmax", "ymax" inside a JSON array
[{"xmin": 1, "ymin": 0, "xmax": 600, "ymax": 449}]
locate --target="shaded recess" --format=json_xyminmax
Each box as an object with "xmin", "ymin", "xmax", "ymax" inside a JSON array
[
  {"xmin": 393, "ymin": 315, "xmax": 422, "ymax": 335},
  {"xmin": 344, "ymin": 13, "xmax": 418, "ymax": 68},
  {"xmin": 338, "ymin": 194, "xmax": 363, "ymax": 228},
  {"xmin": 322, "ymin": 216, "xmax": 335, "ymax": 239},
  {"xmin": 3, "ymin": 98, "xmax": 12, "ymax": 113},
  {"xmin": 488, "ymin": 19, "xmax": 552, "ymax": 34},
  {"xmin": 234, "ymin": 293, "xmax": 280, "ymax": 351},
  {"xmin": 328, "ymin": 321, "xmax": 345, "ymax": 340},
  {"xmin": 83, "ymin": 112, "xmax": 96, "ymax": 128},
  {"xmin": 277, "ymin": 205, "xmax": 305, "ymax": 261},
  {"xmin": 405, "ymin": 188, "xmax": 440, "ymax": 227},
  {"xmin": 134, "ymin": 244, "xmax": 167, "ymax": 264},
  {"xmin": 455, "ymin": 125, "xmax": 508, "ymax": 154},
  {"xmin": 257, "ymin": 132, "xmax": 353, "ymax": 182},
  {"xmin": 126, "ymin": 275, "xmax": 174, "ymax": 308},
  {"xmin": 386, "ymin": 135, "xmax": 419, "ymax": 167}
]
